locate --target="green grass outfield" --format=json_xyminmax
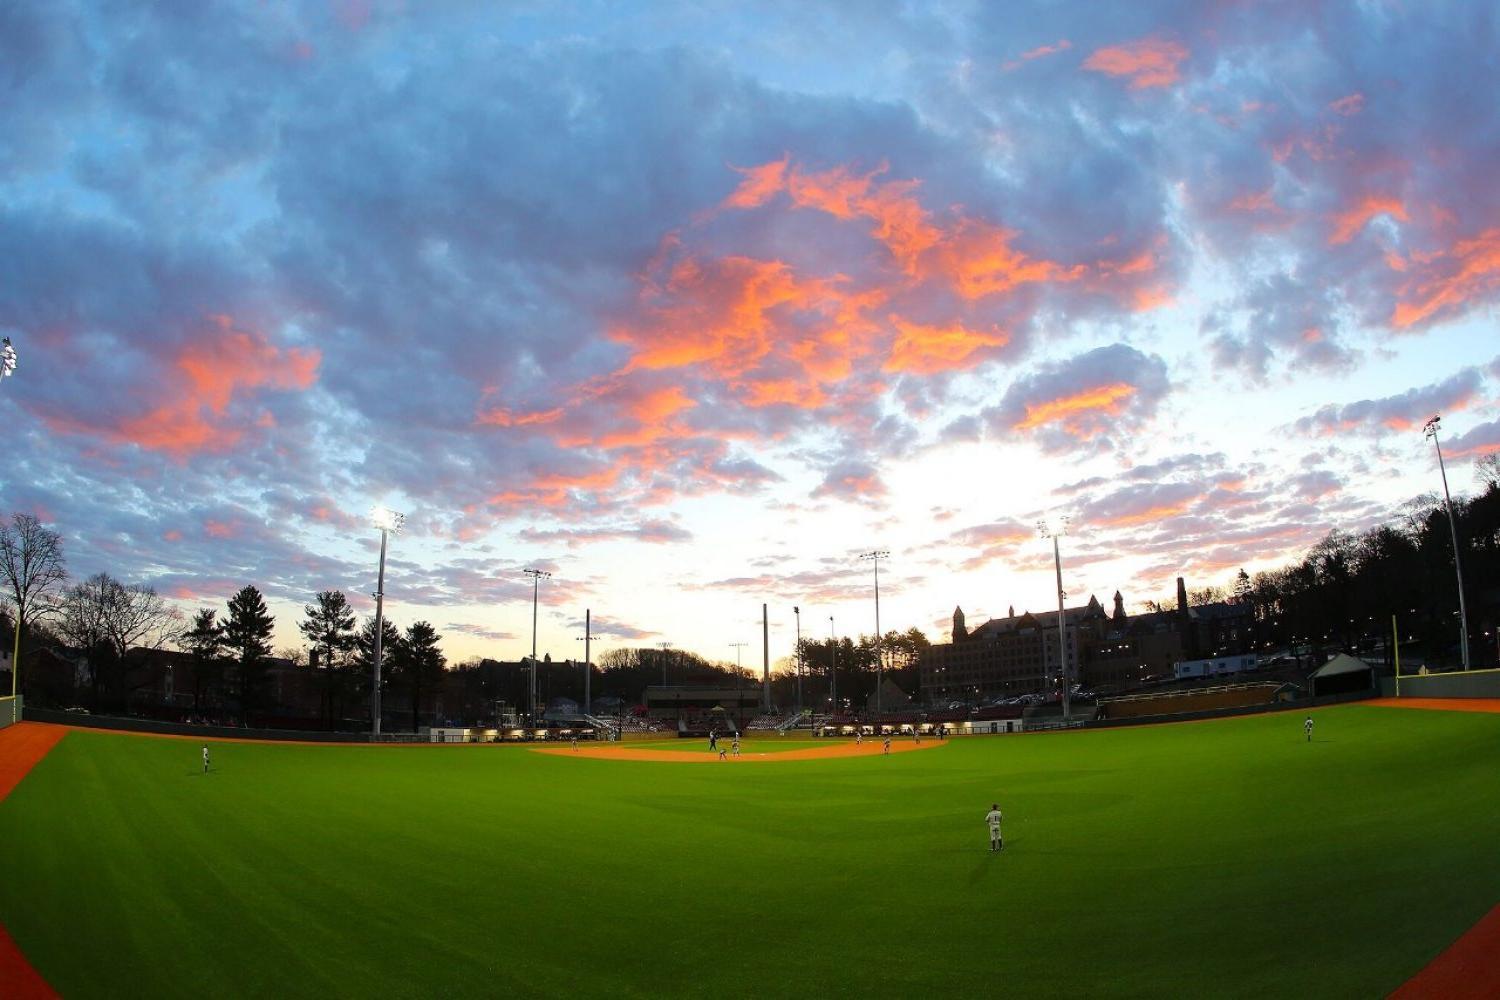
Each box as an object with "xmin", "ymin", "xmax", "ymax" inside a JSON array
[{"xmin": 2, "ymin": 703, "xmax": 1498, "ymax": 998}]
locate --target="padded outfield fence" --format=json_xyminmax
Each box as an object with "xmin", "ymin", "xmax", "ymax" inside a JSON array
[
  {"xmin": 1384, "ymin": 667, "xmax": 1500, "ymax": 699},
  {"xmin": 0, "ymin": 696, "xmax": 17, "ymax": 730}
]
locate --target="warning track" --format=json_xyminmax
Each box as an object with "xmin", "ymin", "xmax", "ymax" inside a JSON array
[{"xmin": 0, "ymin": 723, "xmax": 64, "ymax": 999}]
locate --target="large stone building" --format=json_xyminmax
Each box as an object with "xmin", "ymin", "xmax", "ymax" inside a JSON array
[{"xmin": 919, "ymin": 578, "xmax": 1255, "ymax": 703}]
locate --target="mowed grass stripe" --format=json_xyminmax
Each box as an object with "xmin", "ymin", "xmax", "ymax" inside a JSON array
[{"xmin": 0, "ymin": 705, "xmax": 1496, "ymax": 998}]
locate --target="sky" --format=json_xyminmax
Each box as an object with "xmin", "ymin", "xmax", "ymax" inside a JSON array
[{"xmin": 2, "ymin": 0, "xmax": 1498, "ymax": 672}]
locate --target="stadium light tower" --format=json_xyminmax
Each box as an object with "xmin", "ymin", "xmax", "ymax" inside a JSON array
[
  {"xmin": 793, "ymin": 606, "xmax": 802, "ymax": 716},
  {"xmin": 656, "ymin": 641, "xmax": 674, "ymax": 686},
  {"xmin": 575, "ymin": 610, "xmax": 599, "ymax": 715},
  {"xmin": 1037, "ymin": 515, "xmax": 1071, "ymax": 722},
  {"xmin": 370, "ymin": 505, "xmax": 405, "ymax": 738},
  {"xmin": 1424, "ymin": 416, "xmax": 1471, "ymax": 670},
  {"xmin": 828, "ymin": 615, "xmax": 838, "ymax": 714},
  {"xmin": 858, "ymin": 550, "xmax": 890, "ymax": 713},
  {"xmin": 524, "ymin": 568, "xmax": 551, "ymax": 722}
]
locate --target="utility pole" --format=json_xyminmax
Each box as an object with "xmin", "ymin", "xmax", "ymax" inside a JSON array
[{"xmin": 576, "ymin": 610, "xmax": 599, "ymax": 715}]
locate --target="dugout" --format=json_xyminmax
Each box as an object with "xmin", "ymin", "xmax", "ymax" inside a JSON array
[{"xmin": 1309, "ymin": 654, "xmax": 1374, "ymax": 697}]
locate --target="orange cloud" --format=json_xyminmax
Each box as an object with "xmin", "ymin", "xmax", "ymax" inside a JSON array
[
  {"xmin": 1329, "ymin": 195, "xmax": 1408, "ymax": 245},
  {"xmin": 1392, "ymin": 228, "xmax": 1500, "ymax": 328},
  {"xmin": 724, "ymin": 161, "xmax": 942, "ymax": 272},
  {"xmin": 938, "ymin": 220, "xmax": 1085, "ymax": 299},
  {"xmin": 1012, "ymin": 39, "xmax": 1071, "ymax": 65},
  {"xmin": 1083, "ymin": 36, "xmax": 1188, "ymax": 90},
  {"xmin": 475, "ymin": 406, "xmax": 564, "ymax": 428},
  {"xmin": 1015, "ymin": 383, "xmax": 1136, "ymax": 433},
  {"xmin": 723, "ymin": 157, "xmax": 789, "ymax": 210},
  {"xmin": 882, "ymin": 319, "xmax": 1008, "ymax": 375},
  {"xmin": 45, "ymin": 315, "xmax": 319, "ymax": 458},
  {"xmin": 1103, "ymin": 500, "xmax": 1195, "ymax": 527}
]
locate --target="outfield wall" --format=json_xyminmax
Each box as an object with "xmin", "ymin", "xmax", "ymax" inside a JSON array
[
  {"xmin": 23, "ymin": 707, "xmax": 370, "ymax": 742},
  {"xmin": 1381, "ymin": 669, "xmax": 1500, "ymax": 699},
  {"xmin": 1087, "ymin": 688, "xmax": 1376, "ymax": 729},
  {"xmin": 0, "ymin": 695, "xmax": 17, "ymax": 730}
]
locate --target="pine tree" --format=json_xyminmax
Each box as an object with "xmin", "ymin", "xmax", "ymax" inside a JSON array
[
  {"xmin": 299, "ymin": 590, "xmax": 358, "ymax": 726},
  {"xmin": 181, "ymin": 608, "xmax": 225, "ymax": 714},
  {"xmin": 391, "ymin": 621, "xmax": 446, "ymax": 732},
  {"xmin": 223, "ymin": 586, "xmax": 274, "ymax": 721}
]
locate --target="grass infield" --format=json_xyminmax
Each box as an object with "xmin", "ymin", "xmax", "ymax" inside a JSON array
[{"xmin": 2, "ymin": 703, "xmax": 1498, "ymax": 998}]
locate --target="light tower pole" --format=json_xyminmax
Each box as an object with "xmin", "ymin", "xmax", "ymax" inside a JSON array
[
  {"xmin": 575, "ymin": 610, "xmax": 599, "ymax": 715},
  {"xmin": 524, "ymin": 568, "xmax": 551, "ymax": 722},
  {"xmin": 793, "ymin": 606, "xmax": 802, "ymax": 716},
  {"xmin": 656, "ymin": 641, "xmax": 674, "ymax": 687},
  {"xmin": 858, "ymin": 550, "xmax": 890, "ymax": 714},
  {"xmin": 1037, "ymin": 516, "xmax": 1071, "ymax": 721},
  {"xmin": 828, "ymin": 615, "xmax": 838, "ymax": 715},
  {"xmin": 370, "ymin": 506, "xmax": 405, "ymax": 738},
  {"xmin": 1424, "ymin": 416, "xmax": 1472, "ymax": 670}
]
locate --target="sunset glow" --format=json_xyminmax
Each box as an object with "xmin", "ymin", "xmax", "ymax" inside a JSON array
[{"xmin": 0, "ymin": 1, "xmax": 1493, "ymax": 669}]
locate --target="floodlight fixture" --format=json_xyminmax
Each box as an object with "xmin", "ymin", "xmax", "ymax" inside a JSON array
[
  {"xmin": 371, "ymin": 506, "xmax": 405, "ymax": 533},
  {"xmin": 1, "ymin": 337, "xmax": 15, "ymax": 380}
]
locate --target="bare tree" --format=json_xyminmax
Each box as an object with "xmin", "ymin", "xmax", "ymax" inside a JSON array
[
  {"xmin": 0, "ymin": 513, "xmax": 68, "ymax": 680},
  {"xmin": 56, "ymin": 574, "xmax": 182, "ymax": 702}
]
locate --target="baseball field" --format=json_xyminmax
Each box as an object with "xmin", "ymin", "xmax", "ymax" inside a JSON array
[{"xmin": 1, "ymin": 701, "xmax": 1497, "ymax": 997}]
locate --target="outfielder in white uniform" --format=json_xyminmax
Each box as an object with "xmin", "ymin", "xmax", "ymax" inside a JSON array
[{"xmin": 986, "ymin": 804, "xmax": 1003, "ymax": 852}]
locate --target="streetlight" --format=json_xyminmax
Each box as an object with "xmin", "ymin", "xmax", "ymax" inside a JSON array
[
  {"xmin": 859, "ymin": 549, "xmax": 890, "ymax": 713},
  {"xmin": 575, "ymin": 609, "xmax": 599, "ymax": 716},
  {"xmin": 1424, "ymin": 416, "xmax": 1472, "ymax": 671},
  {"xmin": 370, "ymin": 505, "xmax": 405, "ymax": 739},
  {"xmin": 1037, "ymin": 515, "xmax": 1070, "ymax": 722},
  {"xmin": 793, "ymin": 606, "xmax": 802, "ymax": 717},
  {"xmin": 524, "ymin": 568, "xmax": 551, "ymax": 722}
]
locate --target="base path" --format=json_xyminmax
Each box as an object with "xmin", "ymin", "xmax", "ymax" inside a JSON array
[
  {"xmin": 0, "ymin": 723, "xmax": 64, "ymax": 999},
  {"xmin": 1365, "ymin": 697, "xmax": 1500, "ymax": 714},
  {"xmin": 533, "ymin": 739, "xmax": 945, "ymax": 762}
]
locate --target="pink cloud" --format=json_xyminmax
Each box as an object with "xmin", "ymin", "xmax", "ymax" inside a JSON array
[{"xmin": 1083, "ymin": 36, "xmax": 1188, "ymax": 90}]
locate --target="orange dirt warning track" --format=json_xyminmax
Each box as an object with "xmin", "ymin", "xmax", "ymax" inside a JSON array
[
  {"xmin": 1366, "ymin": 697, "xmax": 1500, "ymax": 714},
  {"xmin": 0, "ymin": 722, "xmax": 65, "ymax": 999},
  {"xmin": 532, "ymin": 738, "xmax": 946, "ymax": 762}
]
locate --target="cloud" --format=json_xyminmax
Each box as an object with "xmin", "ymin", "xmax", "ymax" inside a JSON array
[
  {"xmin": 1445, "ymin": 419, "xmax": 1500, "ymax": 458},
  {"xmin": 1083, "ymin": 36, "xmax": 1188, "ymax": 90},
  {"xmin": 983, "ymin": 344, "xmax": 1171, "ymax": 454},
  {"xmin": 516, "ymin": 520, "xmax": 694, "ymax": 547},
  {"xmin": 812, "ymin": 460, "xmax": 886, "ymax": 502},
  {"xmin": 1293, "ymin": 368, "xmax": 1485, "ymax": 437},
  {"xmin": 1203, "ymin": 273, "xmax": 1353, "ymax": 382}
]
